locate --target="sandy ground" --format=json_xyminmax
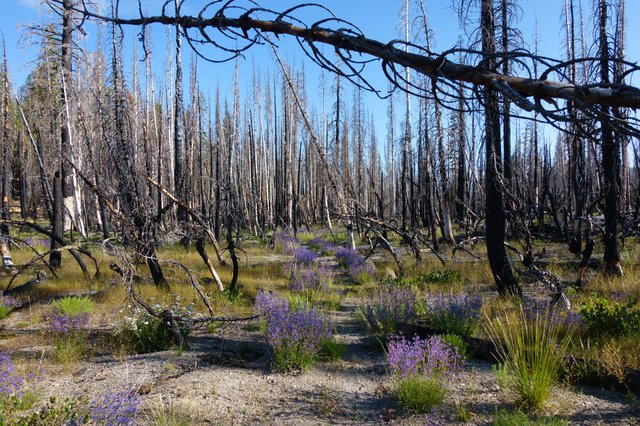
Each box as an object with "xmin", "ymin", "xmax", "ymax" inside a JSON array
[{"xmin": 2, "ymin": 304, "xmax": 638, "ymax": 425}]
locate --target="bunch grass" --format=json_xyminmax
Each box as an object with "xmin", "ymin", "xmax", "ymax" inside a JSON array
[{"xmin": 485, "ymin": 307, "xmax": 574, "ymax": 412}]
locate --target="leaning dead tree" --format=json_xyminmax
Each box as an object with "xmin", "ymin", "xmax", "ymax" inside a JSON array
[{"xmin": 55, "ymin": 0, "xmax": 640, "ymax": 297}]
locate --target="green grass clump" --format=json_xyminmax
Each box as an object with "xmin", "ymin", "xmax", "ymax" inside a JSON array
[
  {"xmin": 439, "ymin": 333, "xmax": 471, "ymax": 359},
  {"xmin": 485, "ymin": 308, "xmax": 574, "ymax": 412},
  {"xmin": 395, "ymin": 376, "xmax": 446, "ymax": 413},
  {"xmin": 493, "ymin": 409, "xmax": 568, "ymax": 426},
  {"xmin": 320, "ymin": 338, "xmax": 346, "ymax": 361},
  {"xmin": 51, "ymin": 296, "xmax": 94, "ymax": 317},
  {"xmin": 0, "ymin": 305, "xmax": 12, "ymax": 320}
]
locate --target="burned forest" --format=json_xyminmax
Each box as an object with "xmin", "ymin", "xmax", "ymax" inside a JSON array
[{"xmin": 0, "ymin": 0, "xmax": 639, "ymax": 424}]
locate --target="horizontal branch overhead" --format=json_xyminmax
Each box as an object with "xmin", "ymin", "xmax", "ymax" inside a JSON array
[{"xmin": 63, "ymin": 1, "xmax": 640, "ymax": 111}]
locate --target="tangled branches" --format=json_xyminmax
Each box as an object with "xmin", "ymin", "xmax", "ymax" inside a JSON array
[{"xmin": 53, "ymin": 0, "xmax": 640, "ymax": 137}]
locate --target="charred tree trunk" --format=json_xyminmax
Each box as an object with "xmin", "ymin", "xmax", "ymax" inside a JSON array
[
  {"xmin": 481, "ymin": 0, "xmax": 522, "ymax": 298},
  {"xmin": 598, "ymin": 0, "xmax": 623, "ymax": 275},
  {"xmin": 50, "ymin": 0, "xmax": 74, "ymax": 269}
]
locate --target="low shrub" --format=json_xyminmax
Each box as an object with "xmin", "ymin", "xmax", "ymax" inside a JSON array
[
  {"xmin": 0, "ymin": 354, "xmax": 41, "ymax": 421},
  {"xmin": 320, "ymin": 338, "xmax": 346, "ymax": 361},
  {"xmin": 579, "ymin": 294, "xmax": 640, "ymax": 337},
  {"xmin": 294, "ymin": 247, "xmax": 319, "ymax": 264},
  {"xmin": 288, "ymin": 265, "xmax": 334, "ymax": 293},
  {"xmin": 485, "ymin": 307, "xmax": 574, "ymax": 412},
  {"xmin": 395, "ymin": 375, "xmax": 446, "ymax": 413},
  {"xmin": 386, "ymin": 334, "xmax": 463, "ymax": 413},
  {"xmin": 116, "ymin": 314, "xmax": 177, "ymax": 354},
  {"xmin": 359, "ymin": 284, "xmax": 417, "ymax": 337},
  {"xmin": 424, "ymin": 294, "xmax": 482, "ymax": 336},
  {"xmin": 255, "ymin": 291, "xmax": 332, "ymax": 373},
  {"xmin": 18, "ymin": 396, "xmax": 88, "ymax": 425},
  {"xmin": 308, "ymin": 237, "xmax": 336, "ymax": 255}
]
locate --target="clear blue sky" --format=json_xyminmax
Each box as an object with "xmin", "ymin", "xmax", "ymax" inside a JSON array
[{"xmin": 2, "ymin": 0, "xmax": 639, "ymax": 141}]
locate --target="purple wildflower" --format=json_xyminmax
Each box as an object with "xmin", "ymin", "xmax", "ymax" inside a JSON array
[
  {"xmin": 90, "ymin": 389, "xmax": 139, "ymax": 426},
  {"xmin": 524, "ymin": 299, "xmax": 583, "ymax": 329},
  {"xmin": 426, "ymin": 294, "xmax": 483, "ymax": 336},
  {"xmin": 254, "ymin": 290, "xmax": 289, "ymax": 317},
  {"xmin": 334, "ymin": 247, "xmax": 361, "ymax": 269},
  {"xmin": 0, "ymin": 296, "xmax": 19, "ymax": 309},
  {"xmin": 386, "ymin": 335, "xmax": 463, "ymax": 379},
  {"xmin": 49, "ymin": 313, "xmax": 89, "ymax": 335},
  {"xmin": 294, "ymin": 247, "xmax": 318, "ymax": 264},
  {"xmin": 274, "ymin": 231, "xmax": 300, "ymax": 255},
  {"xmin": 289, "ymin": 266, "xmax": 334, "ymax": 292},
  {"xmin": 361, "ymin": 285, "xmax": 417, "ymax": 335},
  {"xmin": 334, "ymin": 247, "xmax": 375, "ymax": 281},
  {"xmin": 0, "ymin": 354, "xmax": 25, "ymax": 399},
  {"xmin": 254, "ymin": 290, "xmax": 332, "ymax": 368}
]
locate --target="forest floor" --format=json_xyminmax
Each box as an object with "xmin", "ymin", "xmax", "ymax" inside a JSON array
[{"xmin": 2, "ymin": 298, "xmax": 639, "ymax": 425}]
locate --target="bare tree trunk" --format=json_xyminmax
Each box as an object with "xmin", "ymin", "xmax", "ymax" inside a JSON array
[
  {"xmin": 598, "ymin": 0, "xmax": 623, "ymax": 275},
  {"xmin": 50, "ymin": 0, "xmax": 74, "ymax": 269},
  {"xmin": 481, "ymin": 0, "xmax": 522, "ymax": 298},
  {"xmin": 173, "ymin": 0, "xmax": 188, "ymax": 245},
  {"xmin": 1, "ymin": 44, "xmax": 14, "ymax": 268}
]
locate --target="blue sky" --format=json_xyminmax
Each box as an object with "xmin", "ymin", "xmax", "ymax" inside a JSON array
[{"xmin": 1, "ymin": 0, "xmax": 639, "ymax": 142}]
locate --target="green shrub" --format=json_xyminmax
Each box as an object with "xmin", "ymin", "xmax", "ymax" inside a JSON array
[
  {"xmin": 51, "ymin": 296, "xmax": 94, "ymax": 317},
  {"xmin": 580, "ymin": 295, "xmax": 640, "ymax": 336},
  {"xmin": 395, "ymin": 376, "xmax": 446, "ymax": 413},
  {"xmin": 49, "ymin": 298, "xmax": 92, "ymax": 364},
  {"xmin": 485, "ymin": 308, "xmax": 574, "ymax": 411},
  {"xmin": 116, "ymin": 315, "xmax": 185, "ymax": 354}
]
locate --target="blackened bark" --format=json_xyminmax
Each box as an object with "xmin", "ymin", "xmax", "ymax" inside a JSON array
[
  {"xmin": 482, "ymin": 0, "xmax": 522, "ymax": 298},
  {"xmin": 598, "ymin": 0, "xmax": 622, "ymax": 275},
  {"xmin": 50, "ymin": 0, "xmax": 73, "ymax": 269}
]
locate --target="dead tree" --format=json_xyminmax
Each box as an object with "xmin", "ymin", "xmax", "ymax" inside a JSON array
[{"xmin": 55, "ymin": 0, "xmax": 640, "ymax": 296}]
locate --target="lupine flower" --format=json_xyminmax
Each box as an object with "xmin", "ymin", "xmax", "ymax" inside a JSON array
[
  {"xmin": 361, "ymin": 284, "xmax": 417, "ymax": 335},
  {"xmin": 334, "ymin": 247, "xmax": 361, "ymax": 269},
  {"xmin": 294, "ymin": 247, "xmax": 318, "ymax": 264},
  {"xmin": 386, "ymin": 334, "xmax": 463, "ymax": 379},
  {"xmin": 254, "ymin": 290, "xmax": 332, "ymax": 371},
  {"xmin": 274, "ymin": 231, "xmax": 300, "ymax": 255},
  {"xmin": 289, "ymin": 266, "xmax": 334, "ymax": 292},
  {"xmin": 90, "ymin": 389, "xmax": 140, "ymax": 426},
  {"xmin": 0, "ymin": 296, "xmax": 19, "ymax": 309},
  {"xmin": 524, "ymin": 299, "xmax": 583, "ymax": 329},
  {"xmin": 334, "ymin": 247, "xmax": 375, "ymax": 281},
  {"xmin": 0, "ymin": 354, "xmax": 25, "ymax": 399},
  {"xmin": 425, "ymin": 294, "xmax": 483, "ymax": 336},
  {"xmin": 49, "ymin": 313, "xmax": 89, "ymax": 335}
]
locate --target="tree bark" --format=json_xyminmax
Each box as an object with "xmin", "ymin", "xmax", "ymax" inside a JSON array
[{"xmin": 482, "ymin": 0, "xmax": 522, "ymax": 298}]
